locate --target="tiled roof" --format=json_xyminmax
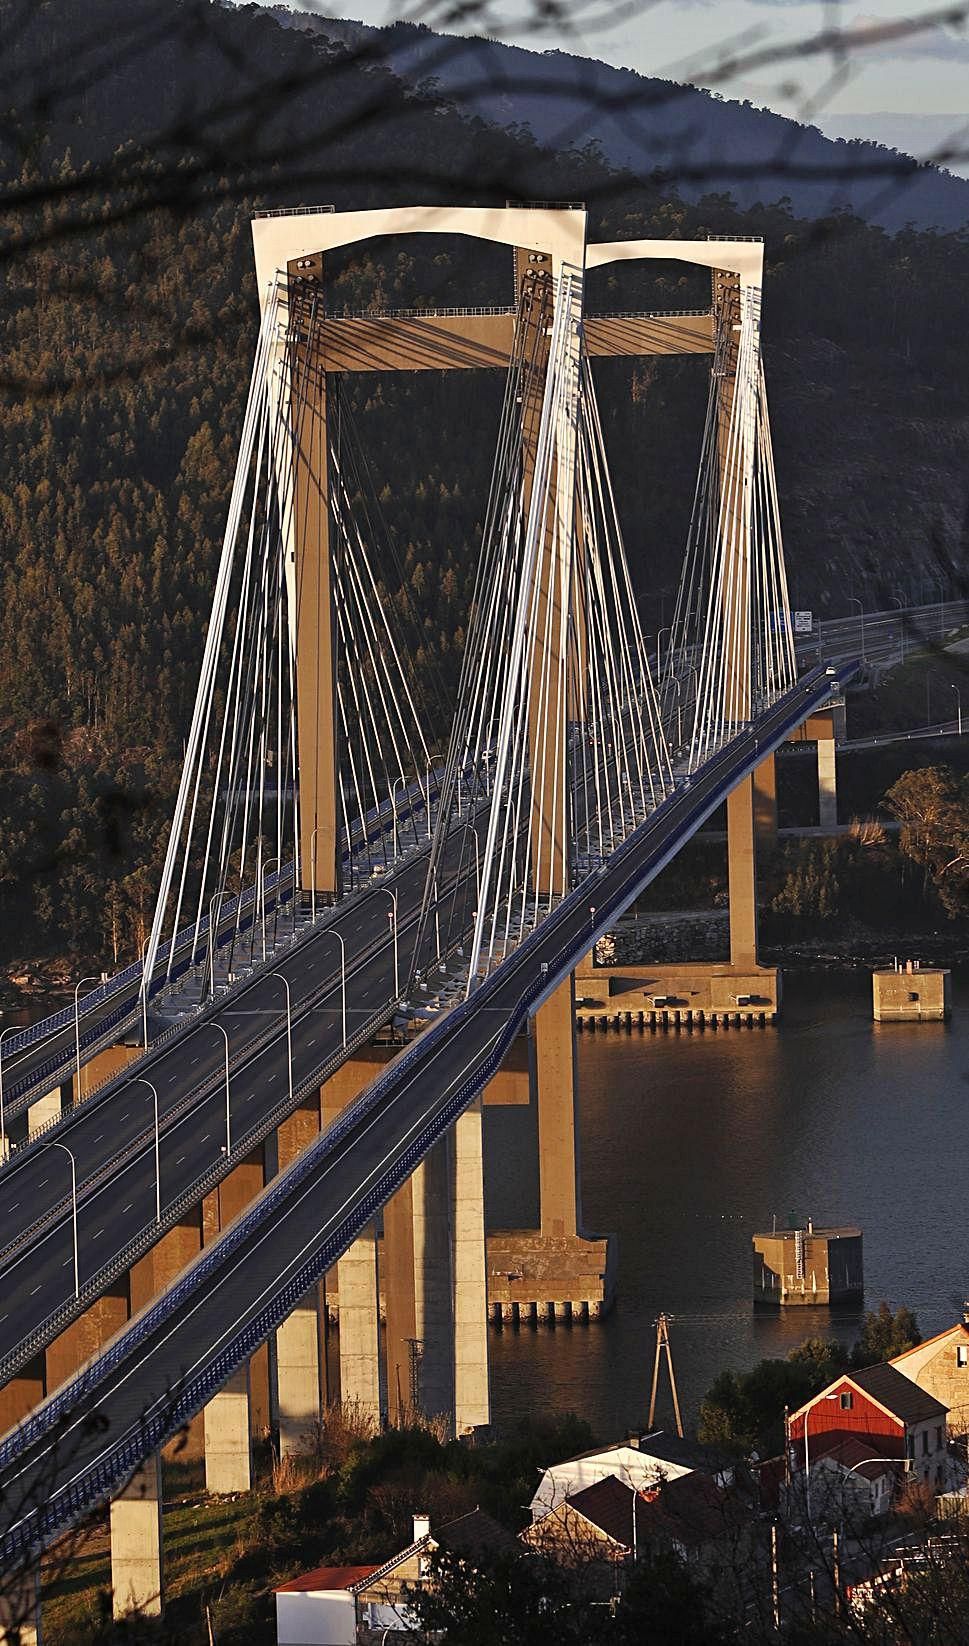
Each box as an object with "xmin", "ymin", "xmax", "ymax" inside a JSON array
[
  {"xmin": 435, "ymin": 1508, "xmax": 519, "ymax": 1561},
  {"xmin": 849, "ymin": 1363, "xmax": 949, "ymax": 1425},
  {"xmin": 566, "ymin": 1470, "xmax": 729, "ymax": 1551},
  {"xmin": 275, "ymin": 1564, "xmax": 380, "ymax": 1593},
  {"xmin": 814, "ymin": 1434, "xmax": 904, "ymax": 1483},
  {"xmin": 566, "ymin": 1476, "xmax": 649, "ymax": 1549}
]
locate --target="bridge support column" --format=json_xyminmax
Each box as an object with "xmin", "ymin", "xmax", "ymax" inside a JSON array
[
  {"xmin": 532, "ymin": 980, "xmax": 579, "ymax": 1240},
  {"xmin": 131, "ymin": 1211, "xmax": 204, "ymax": 1459},
  {"xmin": 203, "ymin": 1148, "xmax": 271, "ymax": 1439},
  {"xmin": 451, "ymin": 1100, "xmax": 489, "ymax": 1433},
  {"xmin": 818, "ymin": 729, "xmax": 838, "ymax": 830},
  {"xmin": 336, "ymin": 1226, "xmax": 381, "ymax": 1425},
  {"xmin": 27, "ymin": 1081, "xmax": 67, "ymax": 1137},
  {"xmin": 204, "ymin": 1364, "xmax": 252, "ymax": 1494},
  {"xmin": 275, "ymin": 1098, "xmax": 326, "ymax": 1455},
  {"xmin": 277, "ymin": 1292, "xmax": 323, "ymax": 1457},
  {"xmin": 46, "ymin": 1280, "xmax": 129, "ymax": 1395},
  {"xmin": 110, "ymin": 1453, "xmax": 164, "ymax": 1620},
  {"xmin": 384, "ymin": 1144, "xmax": 454, "ymax": 1429},
  {"xmin": 0, "ymin": 1357, "xmax": 45, "ymax": 1437},
  {"xmin": 752, "ymin": 752, "xmax": 778, "ymax": 844},
  {"xmin": 322, "ymin": 1065, "xmax": 382, "ymax": 1424},
  {"xmin": 0, "ymin": 1567, "xmax": 41, "ymax": 1645},
  {"xmin": 727, "ymin": 775, "xmax": 759, "ymax": 970}
]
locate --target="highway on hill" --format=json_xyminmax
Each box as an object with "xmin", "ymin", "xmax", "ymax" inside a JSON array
[{"xmin": 0, "ymin": 664, "xmax": 854, "ymax": 1566}]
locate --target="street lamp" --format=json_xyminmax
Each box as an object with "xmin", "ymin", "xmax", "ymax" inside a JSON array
[
  {"xmin": 267, "ymin": 972, "xmax": 293, "ymax": 1109},
  {"xmin": 0, "ymin": 1024, "xmax": 17, "ymax": 1159},
  {"xmin": 952, "ymin": 683, "xmax": 963, "ymax": 736},
  {"xmin": 850, "ymin": 597, "xmax": 865, "ymax": 661},
  {"xmin": 261, "ymin": 856, "xmax": 279, "ymax": 961},
  {"xmin": 378, "ymin": 888, "xmax": 400, "ymax": 998},
  {"xmin": 133, "ymin": 1078, "xmax": 161, "ymax": 1225},
  {"xmin": 321, "ymin": 930, "xmax": 347, "ymax": 1047},
  {"xmin": 44, "ymin": 1140, "xmax": 79, "ymax": 1299},
  {"xmin": 790, "ymin": 1391, "xmax": 839, "ymax": 1523},
  {"xmin": 213, "ymin": 1023, "xmax": 231, "ymax": 1156},
  {"xmin": 391, "ymin": 776, "xmax": 411, "ymax": 860},
  {"xmin": 73, "ymin": 976, "xmax": 99, "ymax": 1104},
  {"xmin": 139, "ymin": 935, "xmax": 151, "ymax": 1052},
  {"xmin": 208, "ymin": 890, "xmax": 225, "ymax": 999}
]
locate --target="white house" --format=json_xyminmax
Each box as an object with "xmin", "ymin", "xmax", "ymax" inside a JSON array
[{"xmin": 530, "ymin": 1432, "xmax": 730, "ymax": 1522}]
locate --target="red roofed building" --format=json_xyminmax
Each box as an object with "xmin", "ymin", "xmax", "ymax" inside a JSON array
[{"xmin": 787, "ymin": 1363, "xmax": 951, "ymax": 1518}]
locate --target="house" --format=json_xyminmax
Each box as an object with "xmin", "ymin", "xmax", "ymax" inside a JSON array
[
  {"xmin": 275, "ymin": 1510, "xmax": 517, "ymax": 1645},
  {"xmin": 787, "ymin": 1362, "xmax": 951, "ymax": 1513},
  {"xmin": 523, "ymin": 1470, "xmax": 736, "ymax": 1570},
  {"xmin": 807, "ymin": 1434, "xmax": 905, "ymax": 1521},
  {"xmin": 529, "ymin": 1431, "xmax": 732, "ymax": 1522},
  {"xmin": 891, "ymin": 1313, "xmax": 969, "ymax": 1437}
]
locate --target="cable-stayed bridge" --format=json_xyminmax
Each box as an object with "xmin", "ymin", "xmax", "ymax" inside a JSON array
[{"xmin": 0, "ymin": 206, "xmax": 855, "ymax": 1628}]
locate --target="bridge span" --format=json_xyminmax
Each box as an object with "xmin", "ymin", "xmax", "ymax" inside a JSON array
[{"xmin": 0, "ymin": 664, "xmax": 853, "ymax": 1571}]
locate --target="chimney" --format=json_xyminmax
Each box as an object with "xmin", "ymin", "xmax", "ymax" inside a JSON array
[
  {"xmin": 962, "ymin": 1302, "xmax": 969, "ymax": 1327},
  {"xmin": 413, "ymin": 1513, "xmax": 431, "ymax": 1543}
]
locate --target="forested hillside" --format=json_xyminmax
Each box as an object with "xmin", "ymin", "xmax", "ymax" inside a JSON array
[{"xmin": 1, "ymin": 0, "xmax": 968, "ymax": 983}]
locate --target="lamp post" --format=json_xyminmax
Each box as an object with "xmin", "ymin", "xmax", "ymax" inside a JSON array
[
  {"xmin": 794, "ymin": 1391, "xmax": 839, "ymax": 1523},
  {"xmin": 850, "ymin": 597, "xmax": 865, "ymax": 661},
  {"xmin": 261, "ymin": 857, "xmax": 279, "ymax": 961},
  {"xmin": 0, "ymin": 1024, "xmax": 17, "ymax": 1159},
  {"xmin": 73, "ymin": 976, "xmax": 99, "ymax": 1104},
  {"xmin": 45, "ymin": 1140, "xmax": 79, "ymax": 1298},
  {"xmin": 213, "ymin": 1023, "xmax": 231, "ymax": 1156},
  {"xmin": 378, "ymin": 889, "xmax": 399, "ymax": 998},
  {"xmin": 267, "ymin": 972, "xmax": 293, "ymax": 1109},
  {"xmin": 133, "ymin": 1078, "xmax": 161, "ymax": 1225},
  {"xmin": 657, "ymin": 626, "xmax": 671, "ymax": 678},
  {"xmin": 208, "ymin": 890, "xmax": 224, "ymax": 999},
  {"xmin": 952, "ymin": 683, "xmax": 963, "ymax": 736},
  {"xmin": 391, "ymin": 778, "xmax": 405, "ymax": 860},
  {"xmin": 321, "ymin": 931, "xmax": 347, "ymax": 1047},
  {"xmin": 139, "ymin": 935, "xmax": 151, "ymax": 1052}
]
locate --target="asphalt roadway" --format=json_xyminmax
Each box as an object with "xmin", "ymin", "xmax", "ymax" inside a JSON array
[
  {"xmin": 0, "ymin": 823, "xmax": 476, "ymax": 1382},
  {"xmin": 0, "ymin": 664, "xmax": 851, "ymax": 1565}
]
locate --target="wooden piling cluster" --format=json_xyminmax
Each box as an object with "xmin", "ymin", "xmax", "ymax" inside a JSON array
[
  {"xmin": 488, "ymin": 1299, "xmax": 599, "ymax": 1327},
  {"xmin": 576, "ymin": 1006, "xmax": 774, "ymax": 1032}
]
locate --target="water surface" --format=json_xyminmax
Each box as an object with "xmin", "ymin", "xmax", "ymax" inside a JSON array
[{"xmin": 486, "ymin": 970, "xmax": 969, "ymax": 1437}]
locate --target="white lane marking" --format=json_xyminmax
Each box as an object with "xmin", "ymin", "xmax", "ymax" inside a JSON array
[
  {"xmin": 175, "ymin": 1156, "xmax": 186, "ymax": 1166},
  {"xmin": 11, "ymin": 1013, "xmax": 506, "ymax": 1508}
]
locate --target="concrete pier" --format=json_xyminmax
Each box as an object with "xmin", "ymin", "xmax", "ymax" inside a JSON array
[
  {"xmin": 452, "ymin": 1100, "xmax": 490, "ymax": 1434},
  {"xmin": 110, "ymin": 1454, "xmax": 164, "ymax": 1620},
  {"xmin": 27, "ymin": 1084, "xmax": 64, "ymax": 1137},
  {"xmin": 873, "ymin": 962, "xmax": 951, "ymax": 1021},
  {"xmin": 336, "ymin": 1225, "xmax": 381, "ymax": 1424},
  {"xmin": 275, "ymin": 1099, "xmax": 326, "ymax": 1454},
  {"xmin": 276, "ymin": 1291, "xmax": 323, "ymax": 1456},
  {"xmin": 0, "ymin": 1568, "xmax": 41, "ymax": 1645},
  {"xmin": 204, "ymin": 1364, "xmax": 252, "ymax": 1494}
]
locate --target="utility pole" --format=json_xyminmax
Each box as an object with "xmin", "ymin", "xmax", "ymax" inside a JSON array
[{"xmin": 648, "ymin": 1312, "xmax": 684, "ymax": 1438}]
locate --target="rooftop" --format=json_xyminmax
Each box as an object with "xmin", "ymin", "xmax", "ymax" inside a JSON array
[
  {"xmin": 275, "ymin": 1564, "xmax": 379, "ymax": 1594},
  {"xmin": 849, "ymin": 1363, "xmax": 948, "ymax": 1426}
]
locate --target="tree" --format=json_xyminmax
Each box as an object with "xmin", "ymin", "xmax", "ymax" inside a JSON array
[
  {"xmin": 885, "ymin": 765, "xmax": 969, "ymax": 917},
  {"xmin": 851, "ymin": 1302, "xmax": 921, "ymax": 1368}
]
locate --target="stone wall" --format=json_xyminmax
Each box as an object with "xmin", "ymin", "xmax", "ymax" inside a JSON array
[{"xmin": 594, "ymin": 911, "xmax": 729, "ymax": 966}]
